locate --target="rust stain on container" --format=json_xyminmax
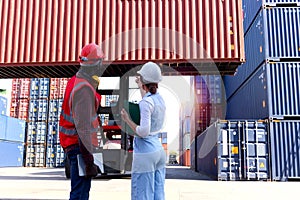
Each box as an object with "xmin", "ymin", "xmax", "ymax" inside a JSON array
[{"xmin": 0, "ymin": 0, "xmax": 245, "ymax": 77}]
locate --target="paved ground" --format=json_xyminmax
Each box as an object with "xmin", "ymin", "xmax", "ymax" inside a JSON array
[{"xmin": 0, "ymin": 165, "xmax": 298, "ymax": 200}]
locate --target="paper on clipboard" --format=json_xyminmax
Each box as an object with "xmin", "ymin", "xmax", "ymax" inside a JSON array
[{"xmin": 77, "ymin": 153, "xmax": 104, "ymax": 176}]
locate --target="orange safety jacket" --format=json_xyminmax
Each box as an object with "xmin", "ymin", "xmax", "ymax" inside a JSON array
[{"xmin": 59, "ymin": 75, "xmax": 100, "ymax": 149}]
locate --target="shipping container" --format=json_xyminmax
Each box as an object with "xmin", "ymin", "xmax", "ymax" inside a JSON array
[
  {"xmin": 182, "ymin": 149, "xmax": 191, "ymax": 167},
  {"xmin": 50, "ymin": 78, "xmax": 69, "ymax": 99},
  {"xmin": 0, "ymin": 140, "xmax": 24, "ymax": 167},
  {"xmin": 28, "ymin": 99, "xmax": 48, "ymax": 121},
  {"xmin": 224, "ymin": 7, "xmax": 300, "ymax": 98},
  {"xmin": 27, "ymin": 122, "xmax": 47, "ymax": 144},
  {"xmin": 0, "ymin": 115, "xmax": 7, "ymax": 140},
  {"xmin": 30, "ymin": 78, "xmax": 50, "ymax": 99},
  {"xmin": 192, "ymin": 75, "xmax": 226, "ymax": 135},
  {"xmin": 5, "ymin": 116, "xmax": 26, "ymax": 142},
  {"xmin": 11, "ymin": 78, "xmax": 30, "ymax": 99},
  {"xmin": 25, "ymin": 144, "xmax": 46, "ymax": 167},
  {"xmin": 17, "ymin": 99, "xmax": 29, "ymax": 121},
  {"xmin": 47, "ymin": 121, "xmax": 59, "ymax": 144},
  {"xmin": 10, "ymin": 98, "xmax": 29, "ymax": 121},
  {"xmin": 0, "ymin": 115, "xmax": 26, "ymax": 142},
  {"xmin": 0, "ymin": 0, "xmax": 244, "ymax": 78},
  {"xmin": 243, "ymin": 0, "xmax": 300, "ymax": 32},
  {"xmin": 46, "ymin": 143, "xmax": 64, "ymax": 167},
  {"xmin": 269, "ymin": 120, "xmax": 300, "ymax": 181},
  {"xmin": 0, "ymin": 96, "xmax": 7, "ymax": 115},
  {"xmin": 226, "ymin": 62, "xmax": 300, "ymax": 120},
  {"xmin": 194, "ymin": 120, "xmax": 269, "ymax": 181},
  {"xmin": 48, "ymin": 99, "xmax": 62, "ymax": 122}
]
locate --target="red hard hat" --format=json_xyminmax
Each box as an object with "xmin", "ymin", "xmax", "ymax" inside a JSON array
[{"xmin": 78, "ymin": 43, "xmax": 105, "ymax": 63}]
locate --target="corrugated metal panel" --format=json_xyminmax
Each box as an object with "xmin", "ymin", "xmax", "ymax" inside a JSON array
[
  {"xmin": 224, "ymin": 7, "xmax": 300, "ymax": 98},
  {"xmin": 0, "ymin": 0, "xmax": 245, "ymax": 78},
  {"xmin": 269, "ymin": 120, "xmax": 300, "ymax": 181},
  {"xmin": 0, "ymin": 115, "xmax": 26, "ymax": 142},
  {"xmin": 265, "ymin": 7, "xmax": 300, "ymax": 60},
  {"xmin": 226, "ymin": 63, "xmax": 300, "ymax": 119},
  {"xmin": 243, "ymin": 0, "xmax": 300, "ymax": 32},
  {"xmin": 0, "ymin": 140, "xmax": 24, "ymax": 167},
  {"xmin": 5, "ymin": 116, "xmax": 26, "ymax": 142}
]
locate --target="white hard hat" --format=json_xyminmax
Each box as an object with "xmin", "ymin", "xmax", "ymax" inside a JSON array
[{"xmin": 137, "ymin": 62, "xmax": 162, "ymax": 84}]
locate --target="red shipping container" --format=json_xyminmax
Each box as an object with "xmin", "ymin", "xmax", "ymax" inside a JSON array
[{"xmin": 0, "ymin": 0, "xmax": 244, "ymax": 78}]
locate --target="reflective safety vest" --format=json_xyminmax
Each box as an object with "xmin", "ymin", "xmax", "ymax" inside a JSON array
[{"xmin": 59, "ymin": 76, "xmax": 100, "ymax": 149}]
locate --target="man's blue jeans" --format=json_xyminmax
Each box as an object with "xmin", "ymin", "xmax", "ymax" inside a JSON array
[{"xmin": 67, "ymin": 147, "xmax": 92, "ymax": 200}]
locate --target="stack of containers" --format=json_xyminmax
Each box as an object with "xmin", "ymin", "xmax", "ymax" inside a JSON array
[
  {"xmin": 190, "ymin": 75, "xmax": 226, "ymax": 169},
  {"xmin": 0, "ymin": 114, "xmax": 26, "ymax": 167},
  {"xmin": 193, "ymin": 75, "xmax": 225, "ymax": 135},
  {"xmin": 46, "ymin": 78, "xmax": 69, "ymax": 167},
  {"xmin": 223, "ymin": 0, "xmax": 300, "ymax": 181},
  {"xmin": 25, "ymin": 78, "xmax": 50, "ymax": 167},
  {"xmin": 10, "ymin": 78, "xmax": 30, "ymax": 120}
]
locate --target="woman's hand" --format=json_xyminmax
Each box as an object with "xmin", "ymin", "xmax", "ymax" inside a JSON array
[{"xmin": 121, "ymin": 108, "xmax": 130, "ymax": 122}]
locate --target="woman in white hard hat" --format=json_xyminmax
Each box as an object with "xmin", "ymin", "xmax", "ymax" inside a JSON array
[{"xmin": 121, "ymin": 61, "xmax": 166, "ymax": 200}]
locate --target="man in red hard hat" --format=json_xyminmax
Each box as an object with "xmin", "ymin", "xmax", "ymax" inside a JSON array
[{"xmin": 59, "ymin": 43, "xmax": 104, "ymax": 200}]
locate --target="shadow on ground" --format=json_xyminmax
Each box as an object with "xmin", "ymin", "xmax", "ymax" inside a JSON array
[{"xmin": 165, "ymin": 165, "xmax": 213, "ymax": 180}]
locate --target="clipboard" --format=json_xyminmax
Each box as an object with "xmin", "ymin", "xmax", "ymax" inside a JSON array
[{"xmin": 77, "ymin": 153, "xmax": 104, "ymax": 176}]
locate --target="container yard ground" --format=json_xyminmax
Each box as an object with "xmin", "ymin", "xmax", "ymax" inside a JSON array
[{"xmin": 0, "ymin": 166, "xmax": 299, "ymax": 200}]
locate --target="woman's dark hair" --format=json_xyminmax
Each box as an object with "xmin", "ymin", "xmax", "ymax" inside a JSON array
[
  {"xmin": 140, "ymin": 76, "xmax": 158, "ymax": 94},
  {"xmin": 145, "ymin": 83, "xmax": 158, "ymax": 94}
]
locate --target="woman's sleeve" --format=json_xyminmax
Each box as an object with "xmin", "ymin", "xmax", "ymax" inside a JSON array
[{"xmin": 136, "ymin": 99, "xmax": 154, "ymax": 138}]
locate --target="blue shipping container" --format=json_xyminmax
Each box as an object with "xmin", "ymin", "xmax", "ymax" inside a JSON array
[
  {"xmin": 47, "ymin": 121, "xmax": 59, "ymax": 144},
  {"xmin": 269, "ymin": 120, "xmax": 300, "ymax": 181},
  {"xmin": 0, "ymin": 115, "xmax": 26, "ymax": 142},
  {"xmin": 30, "ymin": 78, "xmax": 50, "ymax": 99},
  {"xmin": 0, "ymin": 140, "xmax": 24, "ymax": 167},
  {"xmin": 6, "ymin": 116, "xmax": 26, "ymax": 142},
  {"xmin": 226, "ymin": 62, "xmax": 300, "ymax": 119},
  {"xmin": 0, "ymin": 114, "xmax": 7, "ymax": 140},
  {"xmin": 0, "ymin": 96, "xmax": 7, "ymax": 115},
  {"xmin": 243, "ymin": 0, "xmax": 300, "ymax": 32},
  {"xmin": 25, "ymin": 144, "xmax": 45, "ymax": 167},
  {"xmin": 224, "ymin": 7, "xmax": 300, "ymax": 98},
  {"xmin": 27, "ymin": 122, "xmax": 47, "ymax": 144},
  {"xmin": 28, "ymin": 99, "xmax": 49, "ymax": 122},
  {"xmin": 46, "ymin": 143, "xmax": 64, "ymax": 167},
  {"xmin": 195, "ymin": 120, "xmax": 269, "ymax": 181}
]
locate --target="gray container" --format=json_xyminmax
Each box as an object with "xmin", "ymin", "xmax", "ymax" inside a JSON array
[
  {"xmin": 269, "ymin": 120, "xmax": 300, "ymax": 181},
  {"xmin": 224, "ymin": 7, "xmax": 300, "ymax": 98},
  {"xmin": 226, "ymin": 62, "xmax": 300, "ymax": 119},
  {"xmin": 196, "ymin": 120, "xmax": 269, "ymax": 180}
]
